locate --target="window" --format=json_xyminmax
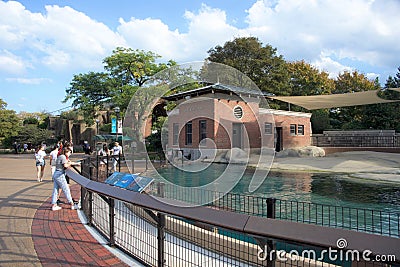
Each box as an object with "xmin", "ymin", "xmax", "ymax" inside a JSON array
[
  {"xmin": 290, "ymin": 124, "xmax": 297, "ymax": 135},
  {"xmin": 264, "ymin": 123, "xmax": 273, "ymax": 135},
  {"xmin": 298, "ymin": 124, "xmax": 304, "ymax": 135},
  {"xmin": 185, "ymin": 121, "xmax": 192, "ymax": 145},
  {"xmin": 233, "ymin": 106, "xmax": 243, "ymax": 119},
  {"xmin": 199, "ymin": 120, "xmax": 207, "ymax": 142},
  {"xmin": 173, "ymin": 123, "xmax": 179, "ymax": 145}
]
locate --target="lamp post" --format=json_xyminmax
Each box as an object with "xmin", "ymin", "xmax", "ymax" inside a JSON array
[{"xmin": 114, "ymin": 106, "xmax": 120, "ymax": 142}]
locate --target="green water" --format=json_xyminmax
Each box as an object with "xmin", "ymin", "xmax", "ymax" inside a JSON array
[
  {"xmin": 153, "ymin": 163, "xmax": 399, "ymax": 265},
  {"xmin": 154, "ymin": 163, "xmax": 400, "ymax": 213}
]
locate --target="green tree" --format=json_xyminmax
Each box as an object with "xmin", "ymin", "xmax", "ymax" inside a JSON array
[
  {"xmin": 286, "ymin": 61, "xmax": 335, "ymax": 128},
  {"xmin": 64, "ymin": 47, "xmax": 175, "ymax": 125},
  {"xmin": 0, "ymin": 99, "xmax": 21, "ymax": 146},
  {"xmin": 14, "ymin": 125, "xmax": 53, "ymax": 147},
  {"xmin": 333, "ymin": 70, "xmax": 377, "ymax": 94},
  {"xmin": 330, "ymin": 70, "xmax": 379, "ymax": 129},
  {"xmin": 64, "ymin": 72, "xmax": 118, "ymax": 124},
  {"xmin": 361, "ymin": 66, "xmax": 400, "ymax": 131},
  {"xmin": 207, "ymin": 37, "xmax": 290, "ymax": 98},
  {"xmin": 23, "ymin": 117, "xmax": 39, "ymax": 125},
  {"xmin": 287, "ymin": 61, "xmax": 334, "ymax": 96}
]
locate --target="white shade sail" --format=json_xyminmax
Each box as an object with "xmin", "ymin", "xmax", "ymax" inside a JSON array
[{"xmin": 268, "ymin": 88, "xmax": 400, "ymax": 110}]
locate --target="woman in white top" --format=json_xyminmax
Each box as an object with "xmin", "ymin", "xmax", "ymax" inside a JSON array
[
  {"xmin": 34, "ymin": 145, "xmax": 47, "ymax": 182},
  {"xmin": 111, "ymin": 142, "xmax": 122, "ymax": 172},
  {"xmin": 49, "ymin": 145, "xmax": 59, "ymax": 176}
]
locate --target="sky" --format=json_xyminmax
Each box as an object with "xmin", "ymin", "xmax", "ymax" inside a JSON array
[{"xmin": 0, "ymin": 0, "xmax": 399, "ymax": 114}]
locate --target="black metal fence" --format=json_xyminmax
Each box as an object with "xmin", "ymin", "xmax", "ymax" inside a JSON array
[
  {"xmin": 312, "ymin": 135, "xmax": 400, "ymax": 147},
  {"xmin": 144, "ymin": 183, "xmax": 400, "ymax": 238},
  {"xmin": 68, "ymin": 157, "xmax": 400, "ymax": 267}
]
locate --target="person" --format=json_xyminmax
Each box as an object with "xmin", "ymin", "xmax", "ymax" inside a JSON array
[
  {"xmin": 59, "ymin": 141, "xmax": 73, "ymax": 185},
  {"xmin": 98, "ymin": 144, "xmax": 110, "ymax": 157},
  {"xmin": 98, "ymin": 144, "xmax": 110, "ymax": 179},
  {"xmin": 69, "ymin": 140, "xmax": 74, "ymax": 153},
  {"xmin": 51, "ymin": 147, "xmax": 80, "ymax": 211},
  {"xmin": 49, "ymin": 145, "xmax": 59, "ymax": 176},
  {"xmin": 13, "ymin": 142, "xmax": 18, "ymax": 154},
  {"xmin": 34, "ymin": 145, "xmax": 47, "ymax": 182},
  {"xmin": 82, "ymin": 141, "xmax": 91, "ymax": 155},
  {"xmin": 49, "ymin": 144, "xmax": 63, "ymax": 202},
  {"xmin": 23, "ymin": 143, "xmax": 28, "ymax": 153},
  {"xmin": 111, "ymin": 142, "xmax": 122, "ymax": 172}
]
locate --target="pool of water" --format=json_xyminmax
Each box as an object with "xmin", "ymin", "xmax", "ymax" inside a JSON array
[
  {"xmin": 152, "ymin": 162, "xmax": 400, "ymax": 214},
  {"xmin": 148, "ymin": 163, "xmax": 399, "ymax": 265}
]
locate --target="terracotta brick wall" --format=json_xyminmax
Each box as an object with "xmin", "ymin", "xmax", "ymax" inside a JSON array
[{"xmin": 168, "ymin": 96, "xmax": 312, "ymax": 151}]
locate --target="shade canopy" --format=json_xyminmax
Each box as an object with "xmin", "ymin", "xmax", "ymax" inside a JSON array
[{"xmin": 268, "ymin": 88, "xmax": 400, "ymax": 110}]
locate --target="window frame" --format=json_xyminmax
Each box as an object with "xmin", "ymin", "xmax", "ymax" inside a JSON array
[
  {"xmin": 172, "ymin": 123, "xmax": 179, "ymax": 145},
  {"xmin": 297, "ymin": 124, "xmax": 305, "ymax": 135},
  {"xmin": 264, "ymin": 122, "xmax": 273, "ymax": 135},
  {"xmin": 185, "ymin": 121, "xmax": 193, "ymax": 145},
  {"xmin": 199, "ymin": 120, "xmax": 207, "ymax": 145},
  {"xmin": 290, "ymin": 124, "xmax": 297, "ymax": 136}
]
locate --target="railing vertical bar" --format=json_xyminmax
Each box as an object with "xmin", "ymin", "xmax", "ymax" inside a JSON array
[{"xmin": 109, "ymin": 198, "xmax": 115, "ymax": 246}]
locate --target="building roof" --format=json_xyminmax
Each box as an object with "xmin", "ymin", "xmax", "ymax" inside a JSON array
[{"xmin": 162, "ymin": 83, "xmax": 271, "ymax": 101}]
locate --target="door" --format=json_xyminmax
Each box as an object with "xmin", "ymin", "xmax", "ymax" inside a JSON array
[
  {"xmin": 275, "ymin": 127, "xmax": 283, "ymax": 152},
  {"xmin": 232, "ymin": 123, "xmax": 242, "ymax": 148}
]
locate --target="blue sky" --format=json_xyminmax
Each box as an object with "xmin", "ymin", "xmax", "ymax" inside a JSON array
[{"xmin": 1, "ymin": 0, "xmax": 399, "ymax": 114}]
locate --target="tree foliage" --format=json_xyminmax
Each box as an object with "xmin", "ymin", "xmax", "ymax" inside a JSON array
[
  {"xmin": 329, "ymin": 71, "xmax": 380, "ymax": 129},
  {"xmin": 207, "ymin": 37, "xmax": 290, "ymax": 97},
  {"xmin": 64, "ymin": 47, "xmax": 175, "ymax": 125},
  {"xmin": 0, "ymin": 99, "xmax": 21, "ymax": 145}
]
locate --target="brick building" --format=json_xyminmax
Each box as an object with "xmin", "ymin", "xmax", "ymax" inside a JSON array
[{"xmin": 163, "ymin": 84, "xmax": 312, "ymax": 160}]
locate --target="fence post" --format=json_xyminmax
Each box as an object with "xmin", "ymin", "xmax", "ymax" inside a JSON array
[
  {"xmin": 157, "ymin": 213, "xmax": 165, "ymax": 267},
  {"xmin": 118, "ymin": 153, "xmax": 121, "ymax": 172},
  {"xmin": 266, "ymin": 198, "xmax": 276, "ymax": 267},
  {"xmin": 106, "ymin": 154, "xmax": 109, "ymax": 177},
  {"xmin": 96, "ymin": 154, "xmax": 99, "ymax": 181},
  {"xmin": 266, "ymin": 198, "xmax": 276, "ymax": 219},
  {"xmin": 157, "ymin": 182, "xmax": 165, "ymax": 198},
  {"xmin": 109, "ymin": 198, "xmax": 115, "ymax": 246},
  {"xmin": 87, "ymin": 190, "xmax": 93, "ymax": 226},
  {"xmin": 88, "ymin": 157, "xmax": 92, "ymax": 180}
]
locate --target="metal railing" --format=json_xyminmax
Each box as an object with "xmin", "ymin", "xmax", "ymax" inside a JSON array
[
  {"xmin": 143, "ymin": 183, "xmax": 400, "ymax": 238},
  {"xmin": 67, "ymin": 158, "xmax": 400, "ymax": 267}
]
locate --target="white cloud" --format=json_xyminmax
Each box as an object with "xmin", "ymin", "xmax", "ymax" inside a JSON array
[
  {"xmin": 5, "ymin": 77, "xmax": 52, "ymax": 85},
  {"xmin": 245, "ymin": 0, "xmax": 400, "ymax": 72},
  {"xmin": 313, "ymin": 54, "xmax": 353, "ymax": 78},
  {"xmin": 0, "ymin": 0, "xmax": 398, "ymax": 85},
  {"xmin": 0, "ymin": 1, "xmax": 126, "ymax": 71},
  {"xmin": 117, "ymin": 4, "xmax": 248, "ymax": 61},
  {"xmin": 0, "ymin": 50, "xmax": 29, "ymax": 74}
]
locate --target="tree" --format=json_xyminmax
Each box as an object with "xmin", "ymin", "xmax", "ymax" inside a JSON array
[
  {"xmin": 14, "ymin": 125, "xmax": 53, "ymax": 147},
  {"xmin": 64, "ymin": 47, "xmax": 175, "ymax": 125},
  {"xmin": 207, "ymin": 37, "xmax": 290, "ymax": 97},
  {"xmin": 287, "ymin": 61, "xmax": 334, "ymax": 96},
  {"xmin": 330, "ymin": 70, "xmax": 379, "ymax": 129},
  {"xmin": 64, "ymin": 72, "xmax": 118, "ymax": 124},
  {"xmin": 286, "ymin": 61, "xmax": 335, "ymax": 126},
  {"xmin": 0, "ymin": 99, "xmax": 21, "ymax": 146},
  {"xmin": 333, "ymin": 70, "xmax": 377, "ymax": 94},
  {"xmin": 361, "ymin": 66, "xmax": 400, "ymax": 131}
]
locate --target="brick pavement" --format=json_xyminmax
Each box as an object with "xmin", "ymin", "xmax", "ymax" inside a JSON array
[
  {"xmin": 0, "ymin": 154, "xmax": 130, "ymax": 267},
  {"xmin": 32, "ymin": 184, "xmax": 127, "ymax": 267}
]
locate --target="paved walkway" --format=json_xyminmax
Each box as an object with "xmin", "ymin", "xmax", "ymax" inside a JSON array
[{"xmin": 0, "ymin": 154, "xmax": 129, "ymax": 267}]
